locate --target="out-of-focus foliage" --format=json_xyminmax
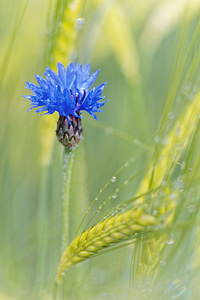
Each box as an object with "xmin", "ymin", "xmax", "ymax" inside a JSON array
[{"xmin": 1, "ymin": 0, "xmax": 200, "ymax": 299}]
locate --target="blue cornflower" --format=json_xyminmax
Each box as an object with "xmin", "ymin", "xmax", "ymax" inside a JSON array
[{"xmin": 24, "ymin": 62, "xmax": 107, "ymax": 123}]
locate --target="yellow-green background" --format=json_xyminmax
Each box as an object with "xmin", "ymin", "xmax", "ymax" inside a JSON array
[{"xmin": 1, "ymin": 0, "xmax": 200, "ymax": 299}]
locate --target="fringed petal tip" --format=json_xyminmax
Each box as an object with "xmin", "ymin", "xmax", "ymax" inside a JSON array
[{"xmin": 24, "ymin": 62, "xmax": 108, "ymax": 122}]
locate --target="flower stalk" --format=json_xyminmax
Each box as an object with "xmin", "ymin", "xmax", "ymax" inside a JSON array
[{"xmin": 62, "ymin": 149, "xmax": 74, "ymax": 250}]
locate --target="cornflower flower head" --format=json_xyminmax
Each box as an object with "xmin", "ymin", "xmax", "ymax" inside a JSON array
[{"xmin": 24, "ymin": 62, "xmax": 107, "ymax": 150}]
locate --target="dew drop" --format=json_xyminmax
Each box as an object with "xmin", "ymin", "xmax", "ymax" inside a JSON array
[
  {"xmin": 161, "ymin": 180, "xmax": 167, "ymax": 186},
  {"xmin": 125, "ymin": 161, "xmax": 129, "ymax": 168},
  {"xmin": 170, "ymin": 193, "xmax": 177, "ymax": 199},
  {"xmin": 111, "ymin": 176, "xmax": 117, "ymax": 183},
  {"xmin": 181, "ymin": 161, "xmax": 186, "ymax": 170},
  {"xmin": 165, "ymin": 279, "xmax": 187, "ymax": 299},
  {"xmin": 168, "ymin": 112, "xmax": 175, "ymax": 120},
  {"xmin": 174, "ymin": 178, "xmax": 184, "ymax": 192},
  {"xmin": 160, "ymin": 260, "xmax": 166, "ymax": 266},
  {"xmin": 112, "ymin": 193, "xmax": 118, "ymax": 199},
  {"xmin": 154, "ymin": 135, "xmax": 160, "ymax": 144},
  {"xmin": 167, "ymin": 239, "xmax": 174, "ymax": 245},
  {"xmin": 77, "ymin": 17, "xmax": 85, "ymax": 25},
  {"xmin": 76, "ymin": 17, "xmax": 85, "ymax": 30},
  {"xmin": 175, "ymin": 126, "xmax": 181, "ymax": 137},
  {"xmin": 68, "ymin": 51, "xmax": 77, "ymax": 60},
  {"xmin": 167, "ymin": 234, "xmax": 174, "ymax": 245},
  {"xmin": 124, "ymin": 180, "xmax": 129, "ymax": 185},
  {"xmin": 152, "ymin": 209, "xmax": 158, "ymax": 216}
]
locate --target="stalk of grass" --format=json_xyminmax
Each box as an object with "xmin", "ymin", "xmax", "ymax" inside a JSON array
[
  {"xmin": 133, "ymin": 16, "xmax": 200, "ymax": 275},
  {"xmin": 134, "ymin": 93, "xmax": 200, "ymax": 279},
  {"xmin": 0, "ymin": 1, "xmax": 28, "ymax": 88},
  {"xmin": 62, "ymin": 150, "xmax": 74, "ymax": 250},
  {"xmin": 56, "ymin": 206, "xmax": 159, "ymax": 283}
]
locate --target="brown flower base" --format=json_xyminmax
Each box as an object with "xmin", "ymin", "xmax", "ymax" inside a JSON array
[{"xmin": 56, "ymin": 115, "xmax": 83, "ymax": 151}]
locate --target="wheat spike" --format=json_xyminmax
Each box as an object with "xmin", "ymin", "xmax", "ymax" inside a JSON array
[
  {"xmin": 134, "ymin": 92, "xmax": 200, "ymax": 277},
  {"xmin": 56, "ymin": 92, "xmax": 200, "ymax": 283},
  {"xmin": 56, "ymin": 207, "xmax": 158, "ymax": 283}
]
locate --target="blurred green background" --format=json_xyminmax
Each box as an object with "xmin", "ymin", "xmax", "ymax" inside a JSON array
[{"xmin": 1, "ymin": 0, "xmax": 200, "ymax": 299}]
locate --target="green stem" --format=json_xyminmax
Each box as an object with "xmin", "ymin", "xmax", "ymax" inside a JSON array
[
  {"xmin": 62, "ymin": 149, "xmax": 74, "ymax": 250},
  {"xmin": 52, "ymin": 282, "xmax": 58, "ymax": 300},
  {"xmin": 53, "ymin": 149, "xmax": 74, "ymax": 300}
]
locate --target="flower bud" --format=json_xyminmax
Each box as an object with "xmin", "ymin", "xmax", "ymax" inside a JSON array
[{"xmin": 56, "ymin": 115, "xmax": 83, "ymax": 151}]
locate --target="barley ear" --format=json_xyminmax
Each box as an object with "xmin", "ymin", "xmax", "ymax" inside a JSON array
[{"xmin": 56, "ymin": 208, "xmax": 158, "ymax": 283}]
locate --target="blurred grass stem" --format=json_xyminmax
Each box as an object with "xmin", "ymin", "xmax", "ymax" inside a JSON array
[{"xmin": 62, "ymin": 149, "xmax": 74, "ymax": 250}]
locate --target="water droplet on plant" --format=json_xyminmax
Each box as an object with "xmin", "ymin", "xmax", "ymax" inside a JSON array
[
  {"xmin": 68, "ymin": 51, "xmax": 77, "ymax": 60},
  {"xmin": 77, "ymin": 17, "xmax": 85, "ymax": 25},
  {"xmin": 160, "ymin": 260, "xmax": 166, "ymax": 266},
  {"xmin": 152, "ymin": 209, "xmax": 158, "ymax": 216},
  {"xmin": 167, "ymin": 239, "xmax": 174, "ymax": 245},
  {"xmin": 165, "ymin": 279, "xmax": 186, "ymax": 298},
  {"xmin": 174, "ymin": 178, "xmax": 184, "ymax": 192},
  {"xmin": 111, "ymin": 176, "xmax": 117, "ymax": 183},
  {"xmin": 181, "ymin": 161, "xmax": 186, "ymax": 170},
  {"xmin": 76, "ymin": 17, "xmax": 85, "ymax": 30},
  {"xmin": 161, "ymin": 180, "xmax": 167, "ymax": 186},
  {"xmin": 125, "ymin": 162, "xmax": 129, "ymax": 168},
  {"xmin": 124, "ymin": 180, "xmax": 128, "ymax": 185},
  {"xmin": 112, "ymin": 193, "xmax": 118, "ymax": 199},
  {"xmin": 170, "ymin": 193, "xmax": 177, "ymax": 199},
  {"xmin": 154, "ymin": 135, "xmax": 160, "ymax": 144},
  {"xmin": 167, "ymin": 234, "xmax": 174, "ymax": 245},
  {"xmin": 175, "ymin": 126, "xmax": 181, "ymax": 137},
  {"xmin": 168, "ymin": 112, "xmax": 175, "ymax": 120}
]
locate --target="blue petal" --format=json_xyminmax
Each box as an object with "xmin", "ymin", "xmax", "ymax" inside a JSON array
[
  {"xmin": 82, "ymin": 69, "xmax": 100, "ymax": 90},
  {"xmin": 24, "ymin": 62, "xmax": 107, "ymax": 121},
  {"xmin": 57, "ymin": 62, "xmax": 66, "ymax": 87},
  {"xmin": 45, "ymin": 67, "xmax": 62, "ymax": 86},
  {"xmin": 25, "ymin": 82, "xmax": 43, "ymax": 96},
  {"xmin": 35, "ymin": 75, "xmax": 47, "ymax": 89},
  {"xmin": 35, "ymin": 106, "xmax": 49, "ymax": 113},
  {"xmin": 66, "ymin": 62, "xmax": 75, "ymax": 89},
  {"xmin": 82, "ymin": 64, "xmax": 91, "ymax": 81}
]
